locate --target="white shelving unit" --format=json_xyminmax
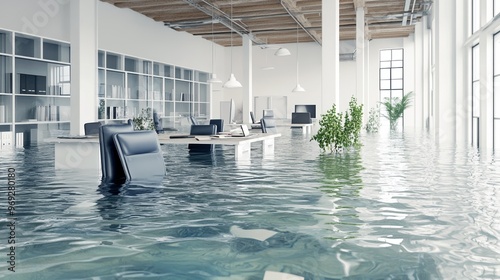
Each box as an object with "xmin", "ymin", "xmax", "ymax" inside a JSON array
[
  {"xmin": 0, "ymin": 29, "xmax": 71, "ymax": 147},
  {"xmin": 98, "ymin": 50, "xmax": 211, "ymax": 128}
]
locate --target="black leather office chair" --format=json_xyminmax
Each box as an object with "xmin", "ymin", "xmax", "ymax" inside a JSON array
[
  {"xmin": 249, "ymin": 112, "xmax": 261, "ymax": 129},
  {"xmin": 189, "ymin": 115, "xmax": 199, "ymax": 125},
  {"xmin": 188, "ymin": 124, "xmax": 217, "ymax": 153},
  {"xmin": 84, "ymin": 121, "xmax": 101, "ymax": 136},
  {"xmin": 261, "ymin": 118, "xmax": 277, "ymax": 133},
  {"xmin": 113, "ymin": 130, "xmax": 165, "ymax": 183},
  {"xmin": 263, "ymin": 109, "xmax": 274, "ymax": 119},
  {"xmin": 99, "ymin": 120, "xmax": 134, "ymax": 183},
  {"xmin": 209, "ymin": 119, "xmax": 224, "ymax": 133}
]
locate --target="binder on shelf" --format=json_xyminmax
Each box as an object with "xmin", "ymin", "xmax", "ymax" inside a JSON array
[
  {"xmin": 1, "ymin": 131, "xmax": 12, "ymax": 148},
  {"xmin": 0, "ymin": 105, "xmax": 5, "ymax": 123},
  {"xmin": 15, "ymin": 132, "xmax": 23, "ymax": 147}
]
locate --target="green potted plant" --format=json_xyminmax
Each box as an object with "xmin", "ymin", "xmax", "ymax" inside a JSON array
[
  {"xmin": 132, "ymin": 107, "xmax": 155, "ymax": 130},
  {"xmin": 381, "ymin": 91, "xmax": 413, "ymax": 130},
  {"xmin": 365, "ymin": 104, "xmax": 381, "ymax": 133},
  {"xmin": 311, "ymin": 96, "xmax": 363, "ymax": 153}
]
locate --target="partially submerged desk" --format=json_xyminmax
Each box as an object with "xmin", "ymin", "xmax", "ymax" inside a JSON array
[
  {"xmin": 46, "ymin": 133, "xmax": 281, "ymax": 169},
  {"xmin": 277, "ymin": 123, "xmax": 313, "ymax": 134},
  {"xmin": 158, "ymin": 133, "xmax": 281, "ymax": 160}
]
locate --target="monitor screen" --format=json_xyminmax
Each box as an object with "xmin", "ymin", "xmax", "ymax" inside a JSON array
[{"xmin": 295, "ymin": 105, "xmax": 316, "ymax": 119}]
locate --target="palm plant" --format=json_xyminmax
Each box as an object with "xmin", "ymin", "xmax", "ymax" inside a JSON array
[{"xmin": 381, "ymin": 91, "xmax": 413, "ymax": 130}]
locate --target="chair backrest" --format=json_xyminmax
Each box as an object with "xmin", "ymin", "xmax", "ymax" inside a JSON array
[
  {"xmin": 113, "ymin": 130, "xmax": 165, "ymax": 183},
  {"xmin": 261, "ymin": 118, "xmax": 277, "ymax": 133},
  {"xmin": 250, "ymin": 111, "xmax": 257, "ymax": 124},
  {"xmin": 84, "ymin": 121, "xmax": 101, "ymax": 136},
  {"xmin": 209, "ymin": 119, "xmax": 224, "ymax": 133},
  {"xmin": 291, "ymin": 112, "xmax": 312, "ymax": 124},
  {"xmin": 99, "ymin": 120, "xmax": 134, "ymax": 183},
  {"xmin": 189, "ymin": 124, "xmax": 217, "ymax": 152},
  {"xmin": 189, "ymin": 115, "xmax": 199, "ymax": 125},
  {"xmin": 153, "ymin": 111, "xmax": 163, "ymax": 133},
  {"xmin": 263, "ymin": 109, "xmax": 274, "ymax": 118}
]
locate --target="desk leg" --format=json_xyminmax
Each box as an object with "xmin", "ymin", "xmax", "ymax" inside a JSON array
[
  {"xmin": 55, "ymin": 142, "xmax": 101, "ymax": 170},
  {"xmin": 262, "ymin": 138, "xmax": 275, "ymax": 156},
  {"xmin": 235, "ymin": 142, "xmax": 251, "ymax": 160},
  {"xmin": 301, "ymin": 126, "xmax": 307, "ymax": 134}
]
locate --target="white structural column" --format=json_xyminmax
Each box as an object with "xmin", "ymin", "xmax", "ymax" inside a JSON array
[
  {"xmin": 70, "ymin": 0, "xmax": 98, "ymax": 135},
  {"xmin": 355, "ymin": 0, "xmax": 365, "ymax": 120},
  {"xmin": 364, "ymin": 30, "xmax": 370, "ymax": 118},
  {"xmin": 322, "ymin": 0, "xmax": 340, "ymax": 113},
  {"xmin": 414, "ymin": 22, "xmax": 424, "ymax": 130},
  {"xmin": 479, "ymin": 0, "xmax": 494, "ymax": 152},
  {"xmin": 455, "ymin": 0, "xmax": 468, "ymax": 149},
  {"xmin": 433, "ymin": 0, "xmax": 457, "ymax": 148},
  {"xmin": 242, "ymin": 35, "xmax": 253, "ymax": 124}
]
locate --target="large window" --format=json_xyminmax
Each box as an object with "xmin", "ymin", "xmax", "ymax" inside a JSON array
[
  {"xmin": 379, "ymin": 48, "xmax": 404, "ymax": 129},
  {"xmin": 472, "ymin": 44, "xmax": 480, "ymax": 148},
  {"xmin": 494, "ymin": 33, "xmax": 500, "ymax": 149},
  {"xmin": 472, "ymin": 0, "xmax": 481, "ymax": 34}
]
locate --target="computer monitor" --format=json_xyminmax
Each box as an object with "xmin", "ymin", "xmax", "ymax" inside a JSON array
[{"xmin": 295, "ymin": 104, "xmax": 316, "ymax": 119}]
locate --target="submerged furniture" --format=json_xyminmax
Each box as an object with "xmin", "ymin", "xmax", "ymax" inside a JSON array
[
  {"xmin": 159, "ymin": 132, "xmax": 281, "ymax": 160},
  {"xmin": 261, "ymin": 118, "xmax": 278, "ymax": 133},
  {"xmin": 113, "ymin": 130, "xmax": 165, "ymax": 182},
  {"xmin": 209, "ymin": 119, "xmax": 224, "ymax": 133},
  {"xmin": 189, "ymin": 115, "xmax": 199, "ymax": 125},
  {"xmin": 188, "ymin": 124, "xmax": 217, "ymax": 153},
  {"xmin": 99, "ymin": 120, "xmax": 134, "ymax": 183},
  {"xmin": 249, "ymin": 112, "xmax": 261, "ymax": 129},
  {"xmin": 289, "ymin": 112, "xmax": 314, "ymax": 134},
  {"xmin": 263, "ymin": 109, "xmax": 274, "ymax": 119},
  {"xmin": 84, "ymin": 121, "xmax": 102, "ymax": 136}
]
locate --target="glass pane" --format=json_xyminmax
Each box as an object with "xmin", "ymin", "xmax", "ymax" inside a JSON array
[
  {"xmin": 380, "ymin": 80, "xmax": 391, "ymax": 90},
  {"xmin": 392, "ymin": 90, "xmax": 403, "ymax": 100},
  {"xmin": 380, "ymin": 61, "xmax": 391, "ymax": 68},
  {"xmin": 495, "ymin": 119, "xmax": 500, "ymax": 149},
  {"xmin": 392, "ymin": 79, "xmax": 403, "ymax": 89},
  {"xmin": 0, "ymin": 30, "xmax": 12, "ymax": 54},
  {"xmin": 43, "ymin": 40, "xmax": 70, "ymax": 63},
  {"xmin": 495, "ymin": 76, "xmax": 500, "ymax": 118},
  {"xmin": 392, "ymin": 49, "xmax": 403, "ymax": 60},
  {"xmin": 472, "ymin": 0, "xmax": 481, "ymax": 33},
  {"xmin": 164, "ymin": 79, "xmax": 173, "ymax": 101},
  {"xmin": 496, "ymin": 0, "xmax": 500, "ymax": 16},
  {"xmin": 473, "ymin": 81, "xmax": 480, "ymax": 117},
  {"xmin": 472, "ymin": 117, "xmax": 479, "ymax": 147},
  {"xmin": 392, "ymin": 61, "xmax": 403, "ymax": 68},
  {"xmin": 200, "ymin": 84, "xmax": 208, "ymax": 102},
  {"xmin": 392, "ymin": 68, "xmax": 403, "ymax": 79},
  {"xmin": 380, "ymin": 90, "xmax": 391, "ymax": 101},
  {"xmin": 0, "ymin": 55, "xmax": 12, "ymax": 93},
  {"xmin": 472, "ymin": 44, "xmax": 480, "ymax": 81},
  {"xmin": 380, "ymin": 50, "xmax": 391, "ymax": 61},
  {"xmin": 153, "ymin": 63, "xmax": 162, "ymax": 76},
  {"xmin": 495, "ymin": 32, "xmax": 500, "ymax": 75},
  {"xmin": 380, "ymin": 69, "xmax": 390, "ymax": 79},
  {"xmin": 164, "ymin": 65, "xmax": 172, "ymax": 77},
  {"xmin": 153, "ymin": 77, "xmax": 162, "ymax": 101}
]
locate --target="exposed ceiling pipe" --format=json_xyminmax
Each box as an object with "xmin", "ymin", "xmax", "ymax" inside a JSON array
[
  {"xmin": 402, "ymin": 0, "xmax": 412, "ymax": 26},
  {"xmin": 280, "ymin": 0, "xmax": 322, "ymax": 45}
]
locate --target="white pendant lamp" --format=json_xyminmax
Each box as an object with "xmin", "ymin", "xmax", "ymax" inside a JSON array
[
  {"xmin": 275, "ymin": 47, "xmax": 291, "ymax": 56},
  {"xmin": 208, "ymin": 13, "xmax": 222, "ymax": 84},
  {"xmin": 292, "ymin": 24, "xmax": 305, "ymax": 92},
  {"xmin": 224, "ymin": 1, "xmax": 242, "ymax": 88}
]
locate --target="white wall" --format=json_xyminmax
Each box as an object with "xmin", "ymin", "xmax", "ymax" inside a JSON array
[{"xmin": 0, "ymin": 0, "xmax": 71, "ymax": 41}]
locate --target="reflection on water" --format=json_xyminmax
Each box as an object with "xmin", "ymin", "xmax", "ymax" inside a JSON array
[{"xmin": 0, "ymin": 129, "xmax": 499, "ymax": 279}]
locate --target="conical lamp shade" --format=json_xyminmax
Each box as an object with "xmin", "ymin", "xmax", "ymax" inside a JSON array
[
  {"xmin": 292, "ymin": 83, "xmax": 305, "ymax": 92},
  {"xmin": 208, "ymin": 73, "xmax": 222, "ymax": 83},
  {"xmin": 223, "ymin": 73, "xmax": 242, "ymax": 88}
]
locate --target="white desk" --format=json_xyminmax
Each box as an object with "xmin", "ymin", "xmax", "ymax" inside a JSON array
[
  {"xmin": 45, "ymin": 136, "xmax": 100, "ymax": 170},
  {"xmin": 46, "ymin": 133, "xmax": 281, "ymax": 169},
  {"xmin": 277, "ymin": 123, "xmax": 313, "ymax": 134},
  {"xmin": 158, "ymin": 133, "xmax": 281, "ymax": 160}
]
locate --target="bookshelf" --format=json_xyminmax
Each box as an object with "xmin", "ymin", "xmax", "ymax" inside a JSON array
[
  {"xmin": 0, "ymin": 29, "xmax": 71, "ymax": 147},
  {"xmin": 97, "ymin": 50, "xmax": 211, "ymax": 128}
]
